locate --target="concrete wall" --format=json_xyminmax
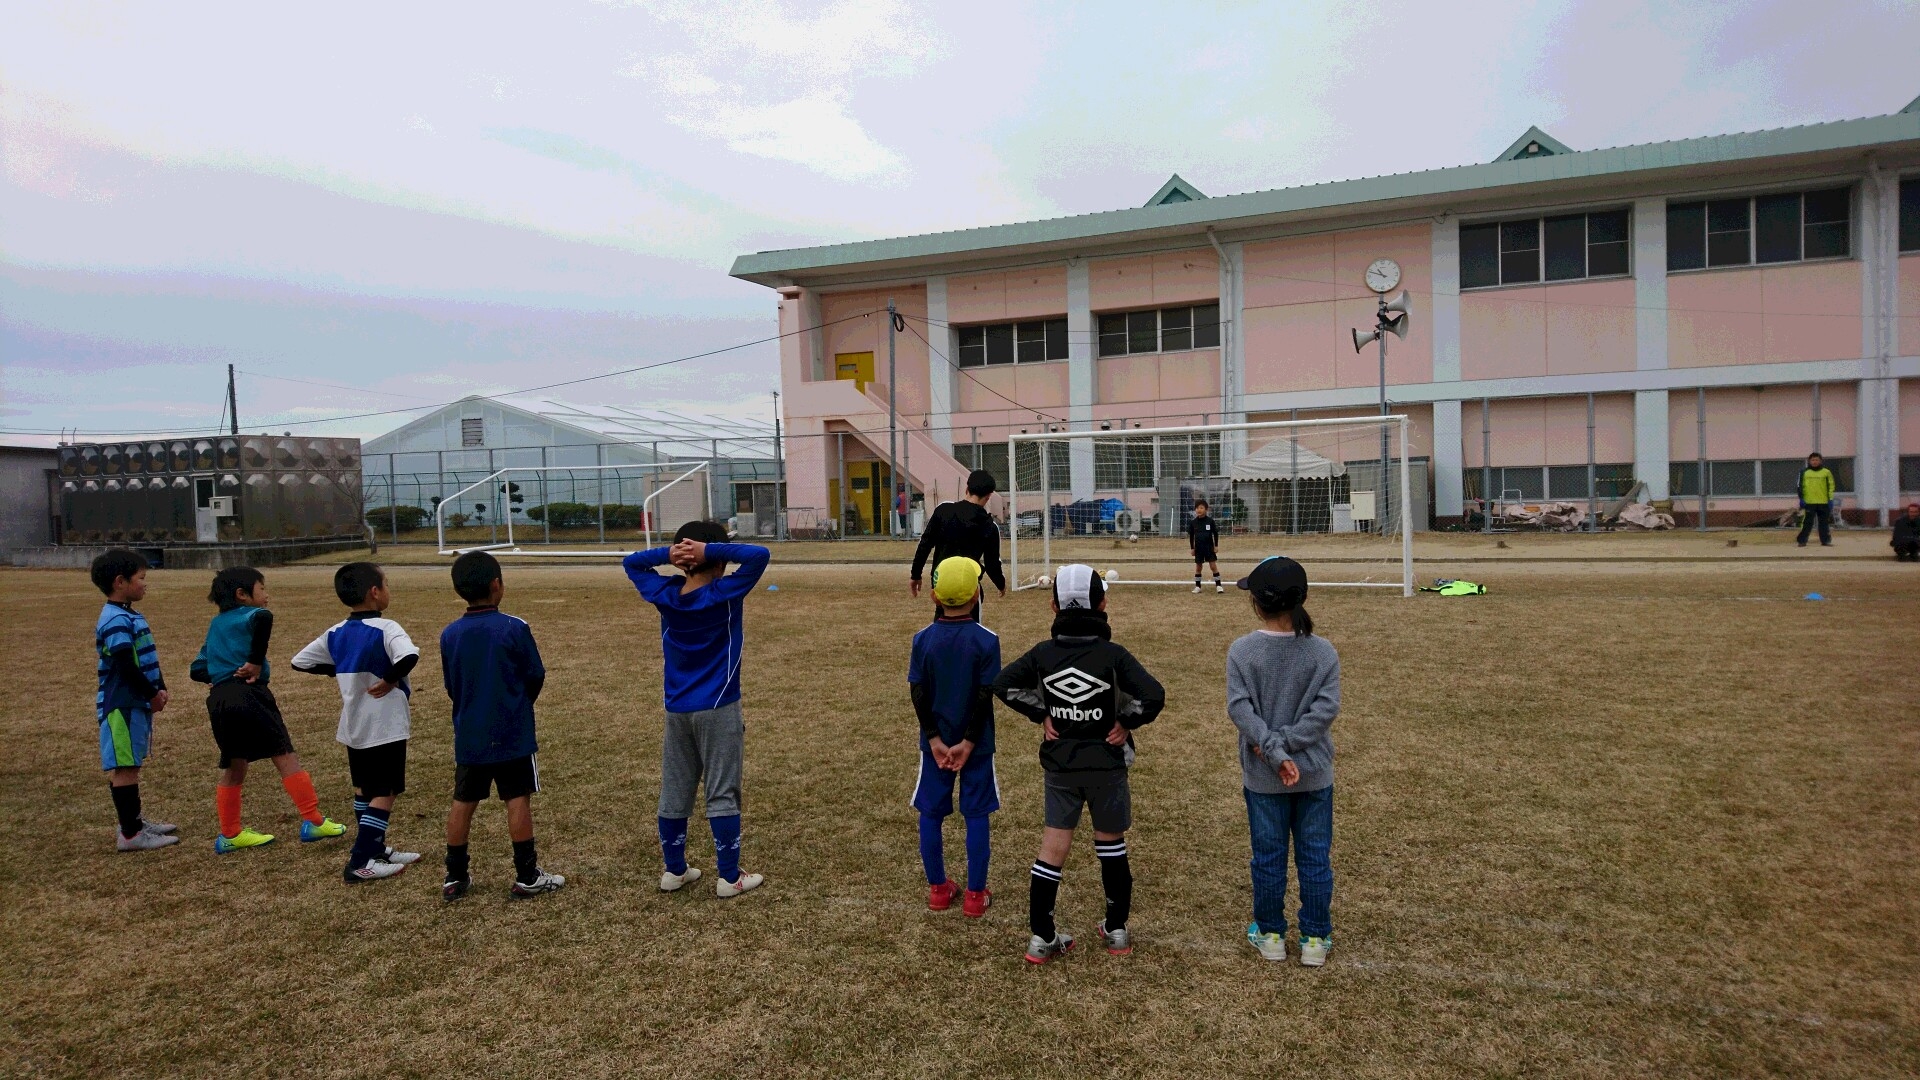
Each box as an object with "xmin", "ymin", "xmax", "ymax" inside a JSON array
[{"xmin": 0, "ymin": 447, "xmax": 57, "ymax": 560}]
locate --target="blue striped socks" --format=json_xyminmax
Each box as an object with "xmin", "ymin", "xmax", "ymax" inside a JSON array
[
  {"xmin": 1029, "ymin": 859, "xmax": 1063, "ymax": 939},
  {"xmin": 710, "ymin": 815, "xmax": 741, "ymax": 883},
  {"xmin": 350, "ymin": 802, "xmax": 389, "ymax": 869},
  {"xmin": 659, "ymin": 816, "xmax": 689, "ymax": 875}
]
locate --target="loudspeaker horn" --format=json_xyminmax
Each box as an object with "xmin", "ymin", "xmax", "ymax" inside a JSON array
[
  {"xmin": 1382, "ymin": 290, "xmax": 1411, "ymax": 315},
  {"xmin": 1352, "ymin": 327, "xmax": 1380, "ymax": 353},
  {"xmin": 1384, "ymin": 312, "xmax": 1409, "ymax": 339}
]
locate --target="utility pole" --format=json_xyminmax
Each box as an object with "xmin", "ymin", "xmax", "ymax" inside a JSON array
[
  {"xmin": 1376, "ymin": 299, "xmax": 1389, "ymax": 534},
  {"xmin": 227, "ymin": 364, "xmax": 240, "ymax": 435},
  {"xmin": 886, "ymin": 297, "xmax": 899, "ymax": 537},
  {"xmin": 771, "ymin": 390, "xmax": 785, "ymax": 541}
]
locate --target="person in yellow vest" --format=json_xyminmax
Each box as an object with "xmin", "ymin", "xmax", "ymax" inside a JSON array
[{"xmin": 1795, "ymin": 452, "xmax": 1837, "ymax": 548}]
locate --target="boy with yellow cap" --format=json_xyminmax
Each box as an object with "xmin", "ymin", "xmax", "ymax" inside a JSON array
[{"xmin": 907, "ymin": 556, "xmax": 1002, "ymax": 917}]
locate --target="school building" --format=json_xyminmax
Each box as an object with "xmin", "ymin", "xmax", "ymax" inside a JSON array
[{"xmin": 731, "ymin": 95, "xmax": 1920, "ymax": 531}]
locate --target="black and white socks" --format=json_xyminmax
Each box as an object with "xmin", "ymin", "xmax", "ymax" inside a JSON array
[{"xmin": 1096, "ymin": 837, "xmax": 1132, "ymax": 931}]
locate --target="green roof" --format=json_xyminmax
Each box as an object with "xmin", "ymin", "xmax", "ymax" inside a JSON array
[{"xmin": 731, "ymin": 105, "xmax": 1920, "ymax": 287}]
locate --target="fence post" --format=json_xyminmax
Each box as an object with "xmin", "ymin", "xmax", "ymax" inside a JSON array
[
  {"xmin": 1586, "ymin": 392, "xmax": 1596, "ymax": 532},
  {"xmin": 597, "ymin": 444, "xmax": 606, "ymax": 544},
  {"xmin": 388, "ymin": 453, "xmax": 398, "ymax": 545},
  {"xmin": 1289, "ymin": 407, "xmax": 1300, "ymax": 535},
  {"xmin": 1481, "ymin": 398, "xmax": 1492, "ymax": 534},
  {"xmin": 1697, "ymin": 387, "xmax": 1708, "ymax": 531}
]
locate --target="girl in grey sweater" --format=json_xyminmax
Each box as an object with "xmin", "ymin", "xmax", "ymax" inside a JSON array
[{"xmin": 1227, "ymin": 556, "xmax": 1338, "ymax": 967}]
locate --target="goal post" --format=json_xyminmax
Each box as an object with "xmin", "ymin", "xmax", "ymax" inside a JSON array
[
  {"xmin": 1007, "ymin": 415, "xmax": 1416, "ymax": 596},
  {"xmin": 434, "ymin": 461, "xmax": 714, "ymax": 557}
]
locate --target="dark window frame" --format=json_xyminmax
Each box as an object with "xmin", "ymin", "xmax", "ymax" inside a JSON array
[
  {"xmin": 1460, "ymin": 208, "xmax": 1632, "ymax": 290},
  {"xmin": 955, "ymin": 317, "xmax": 1069, "ymax": 369},
  {"xmin": 1095, "ymin": 303, "xmax": 1223, "ymax": 357},
  {"xmin": 1667, "ymin": 186, "xmax": 1853, "ymax": 273}
]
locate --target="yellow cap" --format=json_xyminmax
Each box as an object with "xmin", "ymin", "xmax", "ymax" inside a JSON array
[{"xmin": 931, "ymin": 556, "xmax": 982, "ymax": 608}]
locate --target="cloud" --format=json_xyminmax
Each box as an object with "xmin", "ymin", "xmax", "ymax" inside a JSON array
[{"xmin": 617, "ymin": 0, "xmax": 931, "ymax": 181}]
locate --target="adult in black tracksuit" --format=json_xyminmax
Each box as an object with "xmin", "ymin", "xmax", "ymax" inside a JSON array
[
  {"xmin": 1893, "ymin": 502, "xmax": 1920, "ymax": 562},
  {"xmin": 993, "ymin": 564, "xmax": 1164, "ymax": 962},
  {"xmin": 910, "ymin": 469, "xmax": 1007, "ymax": 619}
]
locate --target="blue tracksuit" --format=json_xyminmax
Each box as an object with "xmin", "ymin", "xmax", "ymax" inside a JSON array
[{"xmin": 622, "ymin": 544, "xmax": 770, "ymax": 714}]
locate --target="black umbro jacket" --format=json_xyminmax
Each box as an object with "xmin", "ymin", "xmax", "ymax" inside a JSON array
[{"xmin": 993, "ymin": 610, "xmax": 1164, "ymax": 773}]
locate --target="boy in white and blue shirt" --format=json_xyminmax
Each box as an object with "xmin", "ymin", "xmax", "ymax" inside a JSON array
[{"xmin": 292, "ymin": 562, "xmax": 422, "ymax": 883}]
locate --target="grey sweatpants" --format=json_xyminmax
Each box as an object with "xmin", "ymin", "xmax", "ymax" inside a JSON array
[{"xmin": 659, "ymin": 700, "xmax": 744, "ymax": 819}]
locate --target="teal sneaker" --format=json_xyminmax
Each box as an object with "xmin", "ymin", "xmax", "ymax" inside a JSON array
[
  {"xmin": 1247, "ymin": 923, "xmax": 1286, "ymax": 961},
  {"xmin": 1299, "ymin": 935, "xmax": 1333, "ymax": 967},
  {"xmin": 299, "ymin": 818, "xmax": 346, "ymax": 842}
]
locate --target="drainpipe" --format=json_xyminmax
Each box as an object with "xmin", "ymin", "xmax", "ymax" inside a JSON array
[{"xmin": 1205, "ymin": 228, "xmax": 1236, "ymax": 441}]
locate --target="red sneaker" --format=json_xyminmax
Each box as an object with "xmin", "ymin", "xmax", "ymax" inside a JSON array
[
  {"xmin": 928, "ymin": 881, "xmax": 959, "ymax": 911},
  {"xmin": 962, "ymin": 888, "xmax": 992, "ymax": 918}
]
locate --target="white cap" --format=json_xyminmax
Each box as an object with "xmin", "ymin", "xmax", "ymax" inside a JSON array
[{"xmin": 1052, "ymin": 564, "xmax": 1104, "ymax": 609}]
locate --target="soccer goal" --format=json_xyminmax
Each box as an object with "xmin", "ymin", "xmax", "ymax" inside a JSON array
[
  {"xmin": 435, "ymin": 461, "xmax": 713, "ymax": 557},
  {"xmin": 1007, "ymin": 415, "xmax": 1415, "ymax": 596}
]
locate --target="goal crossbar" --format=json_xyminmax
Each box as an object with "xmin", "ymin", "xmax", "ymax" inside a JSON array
[{"xmin": 1007, "ymin": 416, "xmax": 1414, "ymax": 597}]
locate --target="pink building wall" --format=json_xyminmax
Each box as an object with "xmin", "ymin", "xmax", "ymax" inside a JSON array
[
  {"xmin": 1667, "ymin": 384, "xmax": 1857, "ymax": 460},
  {"xmin": 1239, "ymin": 225, "xmax": 1433, "ymax": 394},
  {"xmin": 818, "ymin": 287, "xmax": 929, "ymax": 415},
  {"xmin": 1088, "ymin": 249, "xmax": 1218, "ymax": 310},
  {"xmin": 1247, "ymin": 406, "xmax": 1435, "ymax": 463},
  {"xmin": 1460, "ymin": 279, "xmax": 1637, "ymax": 379},
  {"xmin": 1456, "ymin": 396, "xmax": 1632, "ymax": 468},
  {"xmin": 1097, "ymin": 349, "xmax": 1220, "ymax": 406},
  {"xmin": 949, "ymin": 267, "xmax": 1069, "ymax": 324},
  {"xmin": 954, "ymin": 362, "xmax": 1070, "ymax": 414},
  {"xmin": 1667, "ymin": 261, "xmax": 1862, "ymax": 368}
]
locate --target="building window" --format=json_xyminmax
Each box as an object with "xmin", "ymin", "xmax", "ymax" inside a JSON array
[
  {"xmin": 1901, "ymin": 453, "xmax": 1920, "ymax": 492},
  {"xmin": 1899, "ymin": 178, "xmax": 1920, "ymax": 253},
  {"xmin": 1096, "ymin": 304, "xmax": 1221, "ymax": 357},
  {"xmin": 1460, "ymin": 209, "xmax": 1630, "ymax": 289},
  {"xmin": 1094, "ymin": 438, "xmax": 1157, "ymax": 489},
  {"xmin": 1667, "ymin": 187, "xmax": 1851, "ymax": 272},
  {"xmin": 957, "ymin": 318, "xmax": 1067, "ymax": 368},
  {"xmin": 1672, "ymin": 457, "xmax": 1853, "ymax": 497},
  {"xmin": 460, "ymin": 418, "xmax": 485, "ymax": 448}
]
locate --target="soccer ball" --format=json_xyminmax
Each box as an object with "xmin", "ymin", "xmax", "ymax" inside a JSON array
[
  {"xmin": 1036, "ymin": 574, "xmax": 1051, "ymax": 586},
  {"xmin": 1104, "ymin": 569, "xmax": 1120, "ymax": 583}
]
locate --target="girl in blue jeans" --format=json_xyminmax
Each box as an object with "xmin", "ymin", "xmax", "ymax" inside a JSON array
[{"xmin": 1226, "ymin": 556, "xmax": 1340, "ymax": 966}]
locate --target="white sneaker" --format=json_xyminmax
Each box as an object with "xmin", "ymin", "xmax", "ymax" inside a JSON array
[
  {"xmin": 344, "ymin": 858, "xmax": 407, "ymax": 883},
  {"xmin": 142, "ymin": 820, "xmax": 179, "ymax": 836},
  {"xmin": 510, "ymin": 870, "xmax": 566, "ymax": 899},
  {"xmin": 715, "ymin": 871, "xmax": 763, "ymax": 898},
  {"xmin": 1299, "ymin": 935, "xmax": 1332, "ymax": 967},
  {"xmin": 660, "ymin": 866, "xmax": 703, "ymax": 892},
  {"xmin": 1247, "ymin": 923, "xmax": 1286, "ymax": 961},
  {"xmin": 1025, "ymin": 929, "xmax": 1075, "ymax": 964},
  {"xmin": 382, "ymin": 847, "xmax": 421, "ymax": 866},
  {"xmin": 117, "ymin": 829, "xmax": 180, "ymax": 852},
  {"xmin": 1216, "ymin": 584, "xmax": 1225, "ymax": 594},
  {"xmin": 1192, "ymin": 585, "xmax": 1202, "ymax": 594}
]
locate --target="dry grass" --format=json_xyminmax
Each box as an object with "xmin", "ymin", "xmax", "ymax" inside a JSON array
[{"xmin": 1, "ymin": 559, "xmax": 1916, "ymax": 1079}]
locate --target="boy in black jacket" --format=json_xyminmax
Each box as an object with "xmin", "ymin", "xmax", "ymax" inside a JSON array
[{"xmin": 994, "ymin": 564, "xmax": 1164, "ymax": 963}]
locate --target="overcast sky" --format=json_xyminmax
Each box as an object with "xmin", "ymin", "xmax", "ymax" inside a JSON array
[{"xmin": 4, "ymin": 0, "xmax": 1917, "ymax": 443}]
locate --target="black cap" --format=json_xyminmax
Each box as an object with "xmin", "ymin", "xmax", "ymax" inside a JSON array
[{"xmin": 1236, "ymin": 556, "xmax": 1308, "ymax": 610}]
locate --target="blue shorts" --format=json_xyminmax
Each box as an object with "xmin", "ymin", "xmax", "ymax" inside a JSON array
[
  {"xmin": 911, "ymin": 747, "xmax": 999, "ymax": 818},
  {"xmin": 99, "ymin": 708, "xmax": 152, "ymax": 770}
]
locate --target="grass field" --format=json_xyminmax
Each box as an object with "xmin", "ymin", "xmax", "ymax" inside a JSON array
[{"xmin": 3, "ymin": 556, "xmax": 1917, "ymax": 1078}]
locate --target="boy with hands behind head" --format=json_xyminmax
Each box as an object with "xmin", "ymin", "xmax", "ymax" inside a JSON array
[{"xmin": 908, "ymin": 556, "xmax": 1001, "ymax": 916}]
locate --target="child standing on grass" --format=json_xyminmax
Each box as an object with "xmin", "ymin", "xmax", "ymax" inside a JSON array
[
  {"xmin": 623, "ymin": 522, "xmax": 771, "ymax": 899},
  {"xmin": 291, "ymin": 562, "xmax": 422, "ymax": 884},
  {"xmin": 91, "ymin": 549, "xmax": 179, "ymax": 852},
  {"xmin": 192, "ymin": 567, "xmax": 346, "ymax": 853},
  {"xmin": 1187, "ymin": 499, "xmax": 1223, "ymax": 594},
  {"xmin": 994, "ymin": 565, "xmax": 1164, "ymax": 963},
  {"xmin": 439, "ymin": 551, "xmax": 563, "ymax": 901},
  {"xmin": 1227, "ymin": 556, "xmax": 1339, "ymax": 967},
  {"xmin": 908, "ymin": 556, "xmax": 1002, "ymax": 916}
]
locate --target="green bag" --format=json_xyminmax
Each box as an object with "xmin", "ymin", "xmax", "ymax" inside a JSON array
[{"xmin": 1419, "ymin": 578, "xmax": 1487, "ymax": 596}]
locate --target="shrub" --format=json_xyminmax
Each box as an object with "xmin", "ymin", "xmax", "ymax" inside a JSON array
[
  {"xmin": 444, "ymin": 513, "xmax": 471, "ymax": 528},
  {"xmin": 366, "ymin": 505, "xmax": 431, "ymax": 531},
  {"xmin": 525, "ymin": 502, "xmax": 644, "ymax": 529}
]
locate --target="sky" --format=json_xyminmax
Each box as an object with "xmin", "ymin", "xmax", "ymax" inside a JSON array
[{"xmin": 4, "ymin": 0, "xmax": 1918, "ymax": 444}]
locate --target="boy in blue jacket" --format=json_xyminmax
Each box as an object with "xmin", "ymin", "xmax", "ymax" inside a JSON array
[
  {"xmin": 623, "ymin": 521, "xmax": 771, "ymax": 899},
  {"xmin": 439, "ymin": 551, "xmax": 563, "ymax": 901}
]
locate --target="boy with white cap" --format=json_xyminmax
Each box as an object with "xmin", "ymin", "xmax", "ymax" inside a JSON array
[
  {"xmin": 907, "ymin": 556, "xmax": 1002, "ymax": 917},
  {"xmin": 993, "ymin": 565, "xmax": 1164, "ymax": 962}
]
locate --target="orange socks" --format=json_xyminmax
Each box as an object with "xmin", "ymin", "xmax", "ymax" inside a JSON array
[
  {"xmin": 281, "ymin": 770, "xmax": 323, "ymax": 825},
  {"xmin": 216, "ymin": 784, "xmax": 243, "ymax": 838}
]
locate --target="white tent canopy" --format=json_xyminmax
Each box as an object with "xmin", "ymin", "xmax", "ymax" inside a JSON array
[{"xmin": 1229, "ymin": 438, "xmax": 1345, "ymax": 481}]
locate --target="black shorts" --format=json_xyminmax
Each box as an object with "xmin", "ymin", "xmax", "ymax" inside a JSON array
[
  {"xmin": 1043, "ymin": 770, "xmax": 1131, "ymax": 832},
  {"xmin": 206, "ymin": 681, "xmax": 295, "ymax": 769},
  {"xmin": 453, "ymin": 755, "xmax": 539, "ymax": 803},
  {"xmin": 1192, "ymin": 548, "xmax": 1217, "ymax": 564},
  {"xmin": 347, "ymin": 740, "xmax": 408, "ymax": 798}
]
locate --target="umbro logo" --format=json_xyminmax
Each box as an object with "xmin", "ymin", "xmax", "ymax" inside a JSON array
[{"xmin": 1043, "ymin": 667, "xmax": 1109, "ymax": 705}]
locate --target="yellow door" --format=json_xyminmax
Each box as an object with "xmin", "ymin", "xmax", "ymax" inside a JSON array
[
  {"xmin": 835, "ymin": 351, "xmax": 875, "ymax": 393},
  {"xmin": 843, "ymin": 461, "xmax": 892, "ymax": 535}
]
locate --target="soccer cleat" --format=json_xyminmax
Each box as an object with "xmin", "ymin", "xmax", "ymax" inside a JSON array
[
  {"xmin": 715, "ymin": 872, "xmax": 763, "ymax": 898},
  {"xmin": 659, "ymin": 866, "xmax": 703, "ymax": 892},
  {"xmin": 142, "ymin": 820, "xmax": 179, "ymax": 836},
  {"xmin": 299, "ymin": 818, "xmax": 347, "ymax": 842},
  {"xmin": 1216, "ymin": 584, "xmax": 1225, "ymax": 594},
  {"xmin": 962, "ymin": 888, "xmax": 992, "ymax": 918},
  {"xmin": 214, "ymin": 828, "xmax": 276, "ymax": 853},
  {"xmin": 1095, "ymin": 920, "xmax": 1132, "ymax": 956},
  {"xmin": 928, "ymin": 880, "xmax": 959, "ymax": 911},
  {"xmin": 510, "ymin": 870, "xmax": 566, "ymax": 899},
  {"xmin": 442, "ymin": 877, "xmax": 471, "ymax": 902},
  {"xmin": 1299, "ymin": 935, "xmax": 1332, "ymax": 967},
  {"xmin": 343, "ymin": 858, "xmax": 407, "ymax": 884},
  {"xmin": 1247, "ymin": 923, "xmax": 1286, "ymax": 961},
  {"xmin": 1025, "ymin": 929, "xmax": 1075, "ymax": 964},
  {"xmin": 382, "ymin": 847, "xmax": 421, "ymax": 866},
  {"xmin": 1191, "ymin": 585, "xmax": 1202, "ymax": 594},
  {"xmin": 117, "ymin": 828, "xmax": 180, "ymax": 852}
]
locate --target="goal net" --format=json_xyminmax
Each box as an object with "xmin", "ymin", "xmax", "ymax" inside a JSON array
[
  {"xmin": 435, "ymin": 461, "xmax": 714, "ymax": 556},
  {"xmin": 1007, "ymin": 416, "xmax": 1415, "ymax": 596}
]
